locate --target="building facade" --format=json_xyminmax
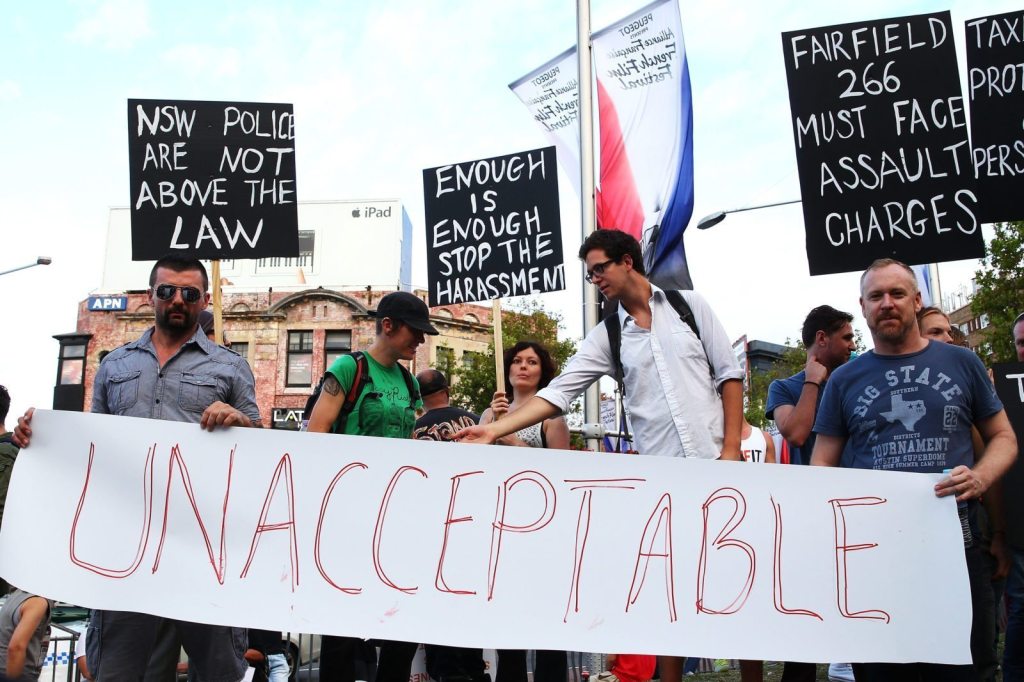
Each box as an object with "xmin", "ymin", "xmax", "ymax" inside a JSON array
[
  {"xmin": 53, "ymin": 201, "xmax": 494, "ymax": 427},
  {"xmin": 65, "ymin": 288, "xmax": 491, "ymax": 429}
]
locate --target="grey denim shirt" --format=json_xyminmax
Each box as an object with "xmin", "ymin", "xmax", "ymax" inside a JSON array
[{"xmin": 91, "ymin": 326, "xmax": 261, "ymax": 424}]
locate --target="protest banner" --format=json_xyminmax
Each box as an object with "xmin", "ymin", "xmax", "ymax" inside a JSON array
[
  {"xmin": 0, "ymin": 410, "xmax": 971, "ymax": 664},
  {"xmin": 127, "ymin": 98, "xmax": 300, "ymax": 261},
  {"xmin": 781, "ymin": 11, "xmax": 984, "ymax": 276},
  {"xmin": 510, "ymin": 0, "xmax": 696, "ymax": 290},
  {"xmin": 965, "ymin": 11, "xmax": 1024, "ymax": 223},
  {"xmin": 422, "ymin": 147, "xmax": 564, "ymax": 307},
  {"xmin": 993, "ymin": 362, "xmax": 1024, "ymax": 552}
]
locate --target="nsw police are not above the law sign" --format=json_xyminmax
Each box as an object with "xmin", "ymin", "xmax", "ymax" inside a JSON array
[
  {"xmin": 781, "ymin": 11, "xmax": 984, "ymax": 276},
  {"xmin": 422, "ymin": 146, "xmax": 564, "ymax": 306},
  {"xmin": 127, "ymin": 98, "xmax": 300, "ymax": 261}
]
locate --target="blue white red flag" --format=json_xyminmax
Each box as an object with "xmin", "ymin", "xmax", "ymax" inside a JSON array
[{"xmin": 509, "ymin": 0, "xmax": 695, "ymax": 289}]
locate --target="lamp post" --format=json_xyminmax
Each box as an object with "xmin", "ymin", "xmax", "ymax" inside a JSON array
[
  {"xmin": 696, "ymin": 199, "xmax": 802, "ymax": 230},
  {"xmin": 0, "ymin": 256, "xmax": 52, "ymax": 277}
]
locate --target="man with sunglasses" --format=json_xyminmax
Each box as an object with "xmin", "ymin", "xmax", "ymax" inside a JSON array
[
  {"xmin": 14, "ymin": 254, "xmax": 260, "ymax": 682},
  {"xmin": 456, "ymin": 229, "xmax": 743, "ymax": 682}
]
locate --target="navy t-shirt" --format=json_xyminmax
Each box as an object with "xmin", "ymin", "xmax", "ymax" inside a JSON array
[
  {"xmin": 766, "ymin": 370, "xmax": 816, "ymax": 465},
  {"xmin": 813, "ymin": 341, "xmax": 1002, "ymax": 472}
]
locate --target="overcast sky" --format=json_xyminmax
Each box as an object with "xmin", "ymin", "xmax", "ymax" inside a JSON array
[{"xmin": 0, "ymin": 0, "xmax": 1014, "ymax": 418}]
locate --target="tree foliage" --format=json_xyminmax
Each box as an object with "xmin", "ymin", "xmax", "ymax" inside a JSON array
[
  {"xmin": 744, "ymin": 342, "xmax": 805, "ymax": 429},
  {"xmin": 446, "ymin": 299, "xmax": 578, "ymax": 414},
  {"xmin": 971, "ymin": 221, "xmax": 1024, "ymax": 363}
]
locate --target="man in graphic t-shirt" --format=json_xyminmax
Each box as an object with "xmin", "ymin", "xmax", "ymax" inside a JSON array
[
  {"xmin": 812, "ymin": 258, "xmax": 1018, "ymax": 681},
  {"xmin": 413, "ymin": 369, "xmax": 478, "ymax": 442}
]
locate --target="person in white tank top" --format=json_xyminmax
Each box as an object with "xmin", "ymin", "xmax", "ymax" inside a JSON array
[{"xmin": 740, "ymin": 418, "xmax": 775, "ymax": 463}]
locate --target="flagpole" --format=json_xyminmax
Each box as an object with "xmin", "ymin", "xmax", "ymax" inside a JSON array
[{"xmin": 577, "ymin": 0, "xmax": 601, "ymax": 451}]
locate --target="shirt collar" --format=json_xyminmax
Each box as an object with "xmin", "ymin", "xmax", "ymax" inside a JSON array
[
  {"xmin": 129, "ymin": 324, "xmax": 212, "ymax": 354},
  {"xmin": 618, "ymin": 282, "xmax": 664, "ymax": 324}
]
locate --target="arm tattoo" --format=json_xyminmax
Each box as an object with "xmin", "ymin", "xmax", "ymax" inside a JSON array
[{"xmin": 323, "ymin": 374, "xmax": 342, "ymax": 396}]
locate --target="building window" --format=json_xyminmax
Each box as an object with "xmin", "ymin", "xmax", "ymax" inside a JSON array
[
  {"xmin": 231, "ymin": 342, "xmax": 250, "ymax": 362},
  {"xmin": 287, "ymin": 331, "xmax": 314, "ymax": 387},
  {"xmin": 59, "ymin": 343, "xmax": 87, "ymax": 385},
  {"xmin": 324, "ymin": 330, "xmax": 353, "ymax": 371},
  {"xmin": 436, "ymin": 346, "xmax": 456, "ymax": 378},
  {"xmin": 462, "ymin": 350, "xmax": 484, "ymax": 370}
]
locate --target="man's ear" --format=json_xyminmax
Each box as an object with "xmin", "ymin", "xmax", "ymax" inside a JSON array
[
  {"xmin": 621, "ymin": 254, "xmax": 633, "ymax": 271},
  {"xmin": 815, "ymin": 329, "xmax": 827, "ymax": 347}
]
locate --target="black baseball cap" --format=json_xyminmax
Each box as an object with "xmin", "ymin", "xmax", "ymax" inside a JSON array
[{"xmin": 375, "ymin": 291, "xmax": 439, "ymax": 335}]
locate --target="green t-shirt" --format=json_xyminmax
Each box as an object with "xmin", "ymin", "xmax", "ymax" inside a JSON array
[{"xmin": 326, "ymin": 353, "xmax": 422, "ymax": 438}]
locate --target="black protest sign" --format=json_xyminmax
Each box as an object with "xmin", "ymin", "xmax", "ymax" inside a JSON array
[
  {"xmin": 993, "ymin": 362, "xmax": 1024, "ymax": 550},
  {"xmin": 781, "ymin": 11, "xmax": 984, "ymax": 276},
  {"xmin": 127, "ymin": 99, "xmax": 299, "ymax": 261},
  {"xmin": 965, "ymin": 11, "xmax": 1024, "ymax": 223},
  {"xmin": 422, "ymin": 146, "xmax": 564, "ymax": 306}
]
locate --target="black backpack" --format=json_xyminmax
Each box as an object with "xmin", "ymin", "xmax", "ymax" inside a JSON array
[
  {"xmin": 304, "ymin": 351, "xmax": 420, "ymax": 433},
  {"xmin": 602, "ymin": 289, "xmax": 712, "ymax": 398}
]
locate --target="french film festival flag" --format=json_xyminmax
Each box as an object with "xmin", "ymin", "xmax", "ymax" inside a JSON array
[{"xmin": 510, "ymin": 0, "xmax": 695, "ymax": 289}]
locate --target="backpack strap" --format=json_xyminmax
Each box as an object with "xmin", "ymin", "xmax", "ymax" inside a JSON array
[
  {"xmin": 603, "ymin": 307, "xmax": 624, "ymax": 395},
  {"xmin": 664, "ymin": 289, "xmax": 716, "ymax": 382},
  {"xmin": 335, "ymin": 351, "xmax": 370, "ymax": 433},
  {"xmin": 664, "ymin": 289, "xmax": 700, "ymax": 339},
  {"xmin": 397, "ymin": 362, "xmax": 420, "ymax": 408}
]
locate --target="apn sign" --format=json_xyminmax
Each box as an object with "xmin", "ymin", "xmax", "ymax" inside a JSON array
[{"xmin": 88, "ymin": 296, "xmax": 128, "ymax": 312}]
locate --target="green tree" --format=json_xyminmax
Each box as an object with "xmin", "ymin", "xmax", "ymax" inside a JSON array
[
  {"xmin": 744, "ymin": 342, "xmax": 804, "ymax": 429},
  {"xmin": 447, "ymin": 299, "xmax": 579, "ymax": 414},
  {"xmin": 971, "ymin": 221, "xmax": 1024, "ymax": 363}
]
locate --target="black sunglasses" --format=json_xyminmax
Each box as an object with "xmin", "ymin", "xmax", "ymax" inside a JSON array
[
  {"xmin": 154, "ymin": 284, "xmax": 203, "ymax": 303},
  {"xmin": 585, "ymin": 258, "xmax": 618, "ymax": 283}
]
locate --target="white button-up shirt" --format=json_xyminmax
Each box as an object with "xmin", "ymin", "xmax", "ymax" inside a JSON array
[{"xmin": 537, "ymin": 286, "xmax": 743, "ymax": 458}]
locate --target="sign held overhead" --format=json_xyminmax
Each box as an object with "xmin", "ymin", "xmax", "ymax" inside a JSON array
[
  {"xmin": 127, "ymin": 98, "xmax": 300, "ymax": 261},
  {"xmin": 781, "ymin": 11, "xmax": 984, "ymax": 276},
  {"xmin": 423, "ymin": 146, "xmax": 564, "ymax": 306}
]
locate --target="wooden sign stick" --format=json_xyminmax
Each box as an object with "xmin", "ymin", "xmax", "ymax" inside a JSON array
[
  {"xmin": 211, "ymin": 260, "xmax": 223, "ymax": 345},
  {"xmin": 492, "ymin": 298, "xmax": 505, "ymax": 418}
]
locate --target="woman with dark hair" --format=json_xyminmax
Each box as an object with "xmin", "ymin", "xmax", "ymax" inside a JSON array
[
  {"xmin": 479, "ymin": 340, "xmax": 569, "ymax": 682},
  {"xmin": 479, "ymin": 341, "xmax": 569, "ymax": 449}
]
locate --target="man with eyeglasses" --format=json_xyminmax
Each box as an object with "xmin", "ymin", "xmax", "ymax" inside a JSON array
[
  {"xmin": 455, "ymin": 228, "xmax": 743, "ymax": 682},
  {"xmin": 14, "ymin": 253, "xmax": 260, "ymax": 682}
]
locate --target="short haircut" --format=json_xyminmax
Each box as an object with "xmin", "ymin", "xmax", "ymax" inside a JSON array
[
  {"xmin": 375, "ymin": 317, "xmax": 405, "ymax": 335},
  {"xmin": 859, "ymin": 258, "xmax": 917, "ymax": 294},
  {"xmin": 801, "ymin": 305, "xmax": 854, "ymax": 348},
  {"xmin": 149, "ymin": 255, "xmax": 209, "ymax": 291},
  {"xmin": 1014, "ymin": 312, "xmax": 1024, "ymax": 331},
  {"xmin": 578, "ymin": 229, "xmax": 646, "ymax": 276},
  {"xmin": 0, "ymin": 384, "xmax": 9, "ymax": 425},
  {"xmin": 916, "ymin": 306, "xmax": 948, "ymax": 324},
  {"xmin": 504, "ymin": 341, "xmax": 557, "ymax": 399}
]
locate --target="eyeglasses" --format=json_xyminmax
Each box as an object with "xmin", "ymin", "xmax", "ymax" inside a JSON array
[
  {"xmin": 584, "ymin": 259, "xmax": 617, "ymax": 283},
  {"xmin": 154, "ymin": 284, "xmax": 203, "ymax": 303}
]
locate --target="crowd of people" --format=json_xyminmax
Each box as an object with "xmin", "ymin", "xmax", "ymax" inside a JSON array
[{"xmin": 0, "ymin": 227, "xmax": 1022, "ymax": 682}]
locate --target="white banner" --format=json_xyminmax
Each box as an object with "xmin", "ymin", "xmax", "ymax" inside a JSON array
[{"xmin": 1, "ymin": 410, "xmax": 970, "ymax": 664}]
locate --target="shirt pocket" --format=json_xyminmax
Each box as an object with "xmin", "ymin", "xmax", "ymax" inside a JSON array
[
  {"xmin": 108, "ymin": 370, "xmax": 142, "ymax": 414},
  {"xmin": 179, "ymin": 373, "xmax": 221, "ymax": 413}
]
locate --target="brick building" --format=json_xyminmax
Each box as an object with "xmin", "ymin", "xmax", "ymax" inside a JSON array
[
  {"xmin": 62, "ymin": 287, "xmax": 491, "ymax": 429},
  {"xmin": 51, "ymin": 201, "xmax": 494, "ymax": 427}
]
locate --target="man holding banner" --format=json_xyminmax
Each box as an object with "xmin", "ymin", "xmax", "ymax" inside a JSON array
[
  {"xmin": 811, "ymin": 259, "xmax": 1018, "ymax": 681},
  {"xmin": 456, "ymin": 229, "xmax": 742, "ymax": 681},
  {"xmin": 14, "ymin": 254, "xmax": 261, "ymax": 682}
]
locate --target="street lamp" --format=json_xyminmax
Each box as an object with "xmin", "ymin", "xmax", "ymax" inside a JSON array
[
  {"xmin": 0, "ymin": 256, "xmax": 52, "ymax": 277},
  {"xmin": 696, "ymin": 199, "xmax": 802, "ymax": 230}
]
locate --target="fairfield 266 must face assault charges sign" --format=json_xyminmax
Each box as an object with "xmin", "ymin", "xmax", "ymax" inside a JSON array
[
  {"xmin": 423, "ymin": 146, "xmax": 564, "ymax": 306},
  {"xmin": 781, "ymin": 11, "xmax": 984, "ymax": 276},
  {"xmin": 127, "ymin": 99, "xmax": 300, "ymax": 261},
  {"xmin": 965, "ymin": 11, "xmax": 1024, "ymax": 223}
]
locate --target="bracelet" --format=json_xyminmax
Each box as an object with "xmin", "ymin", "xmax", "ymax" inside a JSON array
[{"xmin": 803, "ymin": 380, "xmax": 820, "ymax": 388}]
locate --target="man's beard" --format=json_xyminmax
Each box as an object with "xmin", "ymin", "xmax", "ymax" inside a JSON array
[
  {"xmin": 870, "ymin": 313, "xmax": 913, "ymax": 343},
  {"xmin": 157, "ymin": 306, "xmax": 197, "ymax": 334}
]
